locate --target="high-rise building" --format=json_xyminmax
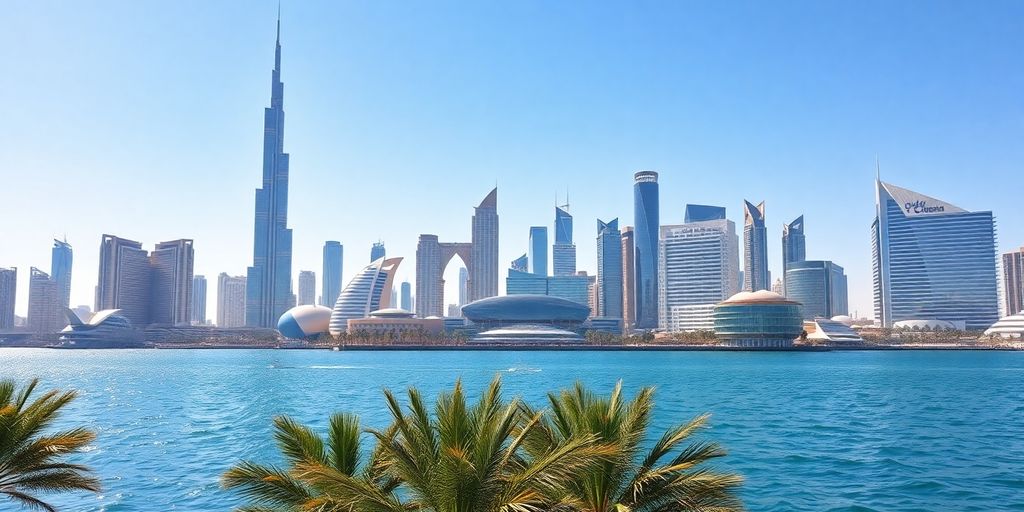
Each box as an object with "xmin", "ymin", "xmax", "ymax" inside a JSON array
[
  {"xmin": 785, "ymin": 260, "xmax": 848, "ymax": 320},
  {"xmin": 370, "ymin": 242, "xmax": 386, "ymax": 262},
  {"xmin": 552, "ymin": 206, "xmax": 576, "ymax": 276},
  {"xmin": 97, "ymin": 235, "xmax": 193, "ymax": 327},
  {"xmin": 528, "ymin": 227, "xmax": 548, "ymax": 276},
  {"xmin": 246, "ymin": 15, "xmax": 294, "ymax": 328},
  {"xmin": 684, "ymin": 204, "xmax": 726, "ymax": 223},
  {"xmin": 658, "ymin": 209, "xmax": 740, "ymax": 332},
  {"xmin": 50, "ymin": 239, "xmax": 72, "ymax": 310},
  {"xmin": 400, "ymin": 281, "xmax": 412, "ymax": 312},
  {"xmin": 471, "ymin": 188, "xmax": 499, "ymax": 301},
  {"xmin": 217, "ymin": 273, "xmax": 247, "ymax": 328},
  {"xmin": 0, "ymin": 268, "xmax": 15, "ymax": 330},
  {"xmin": 191, "ymin": 275, "xmax": 207, "ymax": 325},
  {"xmin": 458, "ymin": 267, "xmax": 468, "ymax": 306},
  {"xmin": 511, "ymin": 254, "xmax": 528, "ymax": 272},
  {"xmin": 505, "ymin": 268, "xmax": 589, "ymax": 307},
  {"xmin": 28, "ymin": 267, "xmax": 61, "ymax": 334},
  {"xmin": 621, "ymin": 227, "xmax": 635, "ymax": 330},
  {"xmin": 321, "ymin": 241, "xmax": 343, "ymax": 308},
  {"xmin": 1003, "ymin": 247, "xmax": 1024, "ymax": 316},
  {"xmin": 771, "ymin": 278, "xmax": 784, "ymax": 295},
  {"xmin": 506, "ymin": 269, "xmax": 548, "ymax": 295},
  {"xmin": 597, "ymin": 218, "xmax": 623, "ymax": 319},
  {"xmin": 872, "ymin": 180, "xmax": 999, "ymax": 329},
  {"xmin": 782, "ymin": 215, "xmax": 806, "ymax": 294},
  {"xmin": 328, "ymin": 257, "xmax": 402, "ymax": 335},
  {"xmin": 742, "ymin": 200, "xmax": 769, "ymax": 292},
  {"xmin": 150, "ymin": 240, "xmax": 194, "ymax": 325},
  {"xmin": 633, "ymin": 171, "xmax": 659, "ymax": 328},
  {"xmin": 297, "ymin": 270, "xmax": 316, "ymax": 306}
]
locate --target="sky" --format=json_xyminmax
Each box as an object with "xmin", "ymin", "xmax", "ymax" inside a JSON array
[{"xmin": 2, "ymin": 0, "xmax": 1023, "ymax": 321}]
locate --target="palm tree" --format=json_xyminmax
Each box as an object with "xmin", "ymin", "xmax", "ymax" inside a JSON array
[
  {"xmin": 0, "ymin": 378, "xmax": 101, "ymax": 512},
  {"xmin": 223, "ymin": 413, "xmax": 406, "ymax": 511},
  {"xmin": 521, "ymin": 381, "xmax": 744, "ymax": 512}
]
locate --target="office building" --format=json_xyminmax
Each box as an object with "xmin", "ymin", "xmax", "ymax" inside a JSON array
[
  {"xmin": 471, "ymin": 188, "xmax": 499, "ymax": 301},
  {"xmin": 782, "ymin": 216, "xmax": 806, "ymax": 294},
  {"xmin": 872, "ymin": 180, "xmax": 999, "ymax": 329},
  {"xmin": 506, "ymin": 269, "xmax": 548, "ymax": 295},
  {"xmin": 597, "ymin": 218, "xmax": 623, "ymax": 319},
  {"xmin": 621, "ymin": 227, "xmax": 635, "ymax": 330},
  {"xmin": 684, "ymin": 204, "xmax": 726, "ymax": 223},
  {"xmin": 0, "ymin": 267, "xmax": 15, "ymax": 329},
  {"xmin": 217, "ymin": 273, "xmax": 247, "ymax": 328},
  {"xmin": 400, "ymin": 281, "xmax": 412, "ymax": 312},
  {"xmin": 505, "ymin": 268, "xmax": 589, "ymax": 308},
  {"xmin": 246, "ymin": 15, "xmax": 294, "ymax": 328},
  {"xmin": 658, "ymin": 208, "xmax": 740, "ymax": 332},
  {"xmin": 553, "ymin": 206, "xmax": 576, "ymax": 276},
  {"xmin": 785, "ymin": 260, "xmax": 848, "ymax": 320},
  {"xmin": 742, "ymin": 200, "xmax": 769, "ymax": 292},
  {"xmin": 191, "ymin": 275, "xmax": 207, "ymax": 325},
  {"xmin": 713, "ymin": 291, "xmax": 803, "ymax": 348},
  {"xmin": 528, "ymin": 226, "xmax": 548, "ymax": 276},
  {"xmin": 633, "ymin": 171, "xmax": 659, "ymax": 328},
  {"xmin": 28, "ymin": 267, "xmax": 62, "ymax": 334},
  {"xmin": 51, "ymin": 238, "xmax": 72, "ymax": 310},
  {"xmin": 458, "ymin": 267, "xmax": 469, "ymax": 306},
  {"xmin": 328, "ymin": 257, "xmax": 403, "ymax": 335},
  {"xmin": 511, "ymin": 254, "xmax": 528, "ymax": 272},
  {"xmin": 371, "ymin": 242, "xmax": 386, "ymax": 262},
  {"xmin": 321, "ymin": 241, "xmax": 343, "ymax": 308},
  {"xmin": 97, "ymin": 235, "xmax": 194, "ymax": 327},
  {"xmin": 150, "ymin": 239, "xmax": 194, "ymax": 325},
  {"xmin": 1003, "ymin": 247, "xmax": 1024, "ymax": 316},
  {"xmin": 297, "ymin": 270, "xmax": 316, "ymax": 306}
]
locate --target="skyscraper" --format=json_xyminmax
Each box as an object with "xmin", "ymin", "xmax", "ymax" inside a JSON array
[
  {"xmin": 28, "ymin": 267, "xmax": 61, "ymax": 334},
  {"xmin": 97, "ymin": 235, "xmax": 194, "ymax": 327},
  {"xmin": 633, "ymin": 171, "xmax": 659, "ymax": 328},
  {"xmin": 217, "ymin": 273, "xmax": 247, "ymax": 328},
  {"xmin": 511, "ymin": 254, "xmax": 528, "ymax": 272},
  {"xmin": 370, "ymin": 242, "xmax": 386, "ymax": 262},
  {"xmin": 50, "ymin": 238, "xmax": 72, "ymax": 310},
  {"xmin": 1003, "ymin": 247, "xmax": 1024, "ymax": 316},
  {"xmin": 0, "ymin": 268, "xmax": 15, "ymax": 330},
  {"xmin": 471, "ymin": 188, "xmax": 499, "ymax": 301},
  {"xmin": 192, "ymin": 275, "xmax": 207, "ymax": 325},
  {"xmin": 872, "ymin": 180, "xmax": 999, "ymax": 329},
  {"xmin": 552, "ymin": 206, "xmax": 576, "ymax": 276},
  {"xmin": 782, "ymin": 215, "xmax": 806, "ymax": 294},
  {"xmin": 597, "ymin": 218, "xmax": 623, "ymax": 319},
  {"xmin": 328, "ymin": 258, "xmax": 402, "ymax": 335},
  {"xmin": 621, "ymin": 227, "xmax": 635, "ymax": 330},
  {"xmin": 297, "ymin": 270, "xmax": 316, "ymax": 306},
  {"xmin": 400, "ymin": 281, "xmax": 412, "ymax": 312},
  {"xmin": 785, "ymin": 260, "xmax": 848, "ymax": 319},
  {"xmin": 321, "ymin": 241, "xmax": 343, "ymax": 308},
  {"xmin": 658, "ymin": 207, "xmax": 740, "ymax": 332},
  {"xmin": 742, "ymin": 200, "xmax": 769, "ymax": 292},
  {"xmin": 149, "ymin": 239, "xmax": 194, "ymax": 325},
  {"xmin": 458, "ymin": 267, "xmax": 468, "ymax": 306},
  {"xmin": 246, "ymin": 14, "xmax": 294, "ymax": 328},
  {"xmin": 528, "ymin": 226, "xmax": 548, "ymax": 276}
]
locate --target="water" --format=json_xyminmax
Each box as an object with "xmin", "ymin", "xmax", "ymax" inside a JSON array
[{"xmin": 2, "ymin": 348, "xmax": 1022, "ymax": 511}]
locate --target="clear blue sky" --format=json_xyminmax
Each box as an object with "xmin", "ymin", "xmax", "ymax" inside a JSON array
[{"xmin": 2, "ymin": 0, "xmax": 1022, "ymax": 320}]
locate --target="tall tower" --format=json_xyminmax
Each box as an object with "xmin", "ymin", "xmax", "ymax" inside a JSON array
[
  {"xmin": 528, "ymin": 227, "xmax": 548, "ymax": 276},
  {"xmin": 321, "ymin": 241, "xmax": 343, "ymax": 308},
  {"xmin": 782, "ymin": 215, "xmax": 806, "ymax": 294},
  {"xmin": 191, "ymin": 275, "xmax": 207, "ymax": 325},
  {"xmin": 633, "ymin": 171, "xmax": 659, "ymax": 329},
  {"xmin": 471, "ymin": 188, "xmax": 499, "ymax": 302},
  {"xmin": 246, "ymin": 13, "xmax": 294, "ymax": 327},
  {"xmin": 297, "ymin": 270, "xmax": 316, "ymax": 306},
  {"xmin": 0, "ymin": 268, "xmax": 15, "ymax": 330},
  {"xmin": 370, "ymin": 242, "xmax": 386, "ymax": 262},
  {"xmin": 620, "ymin": 227, "xmax": 635, "ymax": 330},
  {"xmin": 150, "ymin": 239, "xmax": 194, "ymax": 326},
  {"xmin": 742, "ymin": 200, "xmax": 769, "ymax": 292},
  {"xmin": 597, "ymin": 218, "xmax": 623, "ymax": 319},
  {"xmin": 552, "ymin": 205, "xmax": 576, "ymax": 276},
  {"xmin": 50, "ymin": 239, "xmax": 72, "ymax": 310},
  {"xmin": 1004, "ymin": 247, "xmax": 1024, "ymax": 316}
]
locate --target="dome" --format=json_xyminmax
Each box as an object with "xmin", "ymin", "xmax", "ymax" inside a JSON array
[
  {"xmin": 278, "ymin": 305, "xmax": 332, "ymax": 339},
  {"xmin": 713, "ymin": 292, "xmax": 804, "ymax": 348},
  {"xmin": 369, "ymin": 308, "xmax": 415, "ymax": 318},
  {"xmin": 893, "ymin": 319, "xmax": 957, "ymax": 331},
  {"xmin": 983, "ymin": 313, "xmax": 1024, "ymax": 338},
  {"xmin": 462, "ymin": 294, "xmax": 590, "ymax": 323},
  {"xmin": 720, "ymin": 290, "xmax": 800, "ymax": 305}
]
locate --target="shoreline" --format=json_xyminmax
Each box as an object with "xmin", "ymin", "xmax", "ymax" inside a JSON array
[{"xmin": 2, "ymin": 343, "xmax": 1020, "ymax": 352}]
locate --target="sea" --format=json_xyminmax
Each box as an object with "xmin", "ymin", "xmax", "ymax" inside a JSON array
[{"xmin": 2, "ymin": 348, "xmax": 1022, "ymax": 511}]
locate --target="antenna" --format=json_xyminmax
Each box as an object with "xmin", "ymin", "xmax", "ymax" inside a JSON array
[{"xmin": 875, "ymin": 154, "xmax": 880, "ymax": 182}]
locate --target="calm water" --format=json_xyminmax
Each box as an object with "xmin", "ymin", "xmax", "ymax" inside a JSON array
[{"xmin": 2, "ymin": 349, "xmax": 1022, "ymax": 511}]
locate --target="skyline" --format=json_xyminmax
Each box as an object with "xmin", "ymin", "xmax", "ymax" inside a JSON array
[{"xmin": 3, "ymin": 1, "xmax": 1024, "ymax": 319}]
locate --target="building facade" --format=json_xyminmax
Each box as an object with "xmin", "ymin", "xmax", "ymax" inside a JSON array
[
  {"xmin": 28, "ymin": 267, "xmax": 62, "ymax": 334},
  {"xmin": 528, "ymin": 226, "xmax": 548, "ymax": 276},
  {"xmin": 458, "ymin": 267, "xmax": 468, "ymax": 306},
  {"xmin": 370, "ymin": 242, "xmax": 386, "ymax": 262},
  {"xmin": 1003, "ymin": 247, "xmax": 1024, "ymax": 316},
  {"xmin": 150, "ymin": 240, "xmax": 194, "ymax": 325},
  {"xmin": 471, "ymin": 188, "xmax": 499, "ymax": 301},
  {"xmin": 784, "ymin": 260, "xmax": 848, "ymax": 319},
  {"xmin": 97, "ymin": 235, "xmax": 151, "ymax": 327},
  {"xmin": 246, "ymin": 17, "xmax": 294, "ymax": 328},
  {"xmin": 552, "ymin": 206, "xmax": 576, "ymax": 276},
  {"xmin": 191, "ymin": 275, "xmax": 207, "ymax": 325},
  {"xmin": 321, "ymin": 241, "xmax": 343, "ymax": 308},
  {"xmin": 872, "ymin": 180, "xmax": 999, "ymax": 329},
  {"xmin": 621, "ymin": 227, "xmax": 635, "ymax": 330},
  {"xmin": 400, "ymin": 281, "xmax": 412, "ymax": 311},
  {"xmin": 51, "ymin": 239, "xmax": 72, "ymax": 311},
  {"xmin": 329, "ymin": 258, "xmax": 402, "ymax": 335},
  {"xmin": 633, "ymin": 171, "xmax": 659, "ymax": 328},
  {"xmin": 782, "ymin": 215, "xmax": 806, "ymax": 294},
  {"xmin": 597, "ymin": 218, "xmax": 623, "ymax": 319},
  {"xmin": 217, "ymin": 273, "xmax": 247, "ymax": 328},
  {"xmin": 742, "ymin": 200, "xmax": 769, "ymax": 292},
  {"xmin": 297, "ymin": 270, "xmax": 316, "ymax": 306},
  {"xmin": 0, "ymin": 268, "xmax": 15, "ymax": 329}
]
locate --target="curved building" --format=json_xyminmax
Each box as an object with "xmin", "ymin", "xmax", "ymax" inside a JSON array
[
  {"xmin": 462, "ymin": 294, "xmax": 589, "ymax": 330},
  {"xmin": 278, "ymin": 305, "xmax": 332, "ymax": 339},
  {"xmin": 328, "ymin": 257, "xmax": 403, "ymax": 335},
  {"xmin": 633, "ymin": 171, "xmax": 659, "ymax": 328},
  {"xmin": 784, "ymin": 260, "xmax": 848, "ymax": 320},
  {"xmin": 984, "ymin": 313, "xmax": 1024, "ymax": 338},
  {"xmin": 713, "ymin": 291, "xmax": 803, "ymax": 347},
  {"xmin": 59, "ymin": 308, "xmax": 141, "ymax": 347}
]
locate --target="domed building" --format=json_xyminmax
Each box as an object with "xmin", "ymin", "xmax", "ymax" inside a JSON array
[
  {"xmin": 58, "ymin": 308, "xmax": 143, "ymax": 347},
  {"xmin": 277, "ymin": 305, "xmax": 332, "ymax": 339},
  {"xmin": 713, "ymin": 290, "xmax": 804, "ymax": 348},
  {"xmin": 328, "ymin": 257, "xmax": 402, "ymax": 336},
  {"xmin": 983, "ymin": 313, "xmax": 1024, "ymax": 338},
  {"xmin": 461, "ymin": 295, "xmax": 590, "ymax": 345}
]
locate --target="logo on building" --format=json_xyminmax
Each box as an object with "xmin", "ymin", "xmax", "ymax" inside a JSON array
[{"xmin": 904, "ymin": 200, "xmax": 945, "ymax": 215}]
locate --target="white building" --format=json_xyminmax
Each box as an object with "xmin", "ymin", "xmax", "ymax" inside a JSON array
[{"xmin": 658, "ymin": 215, "xmax": 740, "ymax": 332}]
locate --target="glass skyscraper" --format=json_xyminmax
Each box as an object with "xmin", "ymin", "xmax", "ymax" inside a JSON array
[
  {"xmin": 742, "ymin": 200, "xmax": 769, "ymax": 292},
  {"xmin": 191, "ymin": 275, "xmax": 207, "ymax": 325},
  {"xmin": 0, "ymin": 268, "xmax": 15, "ymax": 330},
  {"xmin": 321, "ymin": 241, "xmax": 343, "ymax": 308},
  {"xmin": 782, "ymin": 215, "xmax": 806, "ymax": 293},
  {"xmin": 471, "ymin": 188, "xmax": 499, "ymax": 301},
  {"xmin": 528, "ymin": 226, "xmax": 548, "ymax": 276},
  {"xmin": 552, "ymin": 206, "xmax": 576, "ymax": 276},
  {"xmin": 633, "ymin": 171, "xmax": 659, "ymax": 328},
  {"xmin": 597, "ymin": 218, "xmax": 623, "ymax": 319},
  {"xmin": 246, "ymin": 16, "xmax": 294, "ymax": 328},
  {"xmin": 621, "ymin": 227, "xmax": 635, "ymax": 330},
  {"xmin": 50, "ymin": 238, "xmax": 72, "ymax": 310},
  {"xmin": 784, "ymin": 260, "xmax": 848, "ymax": 320},
  {"xmin": 872, "ymin": 180, "xmax": 999, "ymax": 329},
  {"xmin": 216, "ymin": 273, "xmax": 247, "ymax": 328},
  {"xmin": 297, "ymin": 270, "xmax": 316, "ymax": 306},
  {"xmin": 400, "ymin": 281, "xmax": 412, "ymax": 312},
  {"xmin": 370, "ymin": 242, "xmax": 386, "ymax": 262},
  {"xmin": 1002, "ymin": 248, "xmax": 1024, "ymax": 316}
]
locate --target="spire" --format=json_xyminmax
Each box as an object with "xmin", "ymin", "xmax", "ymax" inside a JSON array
[
  {"xmin": 274, "ymin": 2, "xmax": 282, "ymax": 74},
  {"xmin": 276, "ymin": 1, "xmax": 281, "ymax": 44},
  {"xmin": 875, "ymin": 154, "xmax": 880, "ymax": 182}
]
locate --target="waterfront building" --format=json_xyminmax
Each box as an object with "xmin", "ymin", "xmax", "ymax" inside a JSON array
[
  {"xmin": 191, "ymin": 275, "xmax": 207, "ymax": 325},
  {"xmin": 149, "ymin": 240, "xmax": 194, "ymax": 325},
  {"xmin": 28, "ymin": 267, "xmax": 62, "ymax": 334},
  {"xmin": 246, "ymin": 15, "xmax": 294, "ymax": 328},
  {"xmin": 621, "ymin": 227, "xmax": 635, "ymax": 330},
  {"xmin": 528, "ymin": 226, "xmax": 548, "ymax": 276},
  {"xmin": 71, "ymin": 305, "xmax": 92, "ymax": 322},
  {"xmin": 742, "ymin": 200, "xmax": 769, "ymax": 292},
  {"xmin": 597, "ymin": 218, "xmax": 623, "ymax": 319},
  {"xmin": 872, "ymin": 180, "xmax": 999, "ymax": 329},
  {"xmin": 416, "ymin": 188, "xmax": 498, "ymax": 317},
  {"xmin": 329, "ymin": 257, "xmax": 402, "ymax": 335},
  {"xmin": 552, "ymin": 206, "xmax": 576, "ymax": 276},
  {"xmin": 713, "ymin": 290, "xmax": 803, "ymax": 347},
  {"xmin": 347, "ymin": 309, "xmax": 444, "ymax": 337},
  {"xmin": 321, "ymin": 241, "xmax": 343, "ymax": 308},
  {"xmin": 658, "ymin": 209, "xmax": 739, "ymax": 332},
  {"xmin": 278, "ymin": 305, "xmax": 332, "ymax": 339},
  {"xmin": 51, "ymin": 238, "xmax": 72, "ymax": 310},
  {"xmin": 511, "ymin": 254, "xmax": 528, "ymax": 272},
  {"xmin": 59, "ymin": 309, "xmax": 140, "ymax": 347},
  {"xmin": 0, "ymin": 267, "xmax": 15, "ymax": 330},
  {"xmin": 782, "ymin": 216, "xmax": 806, "ymax": 294},
  {"xmin": 804, "ymin": 318, "xmax": 864, "ymax": 344},
  {"xmin": 666, "ymin": 304, "xmax": 716, "ymax": 332},
  {"xmin": 1003, "ymin": 247, "xmax": 1024, "ymax": 316},
  {"xmin": 97, "ymin": 235, "xmax": 151, "ymax": 327},
  {"xmin": 400, "ymin": 281, "xmax": 412, "ymax": 311},
  {"xmin": 785, "ymin": 260, "xmax": 848, "ymax": 320},
  {"xmin": 217, "ymin": 273, "xmax": 247, "ymax": 328},
  {"xmin": 984, "ymin": 313, "xmax": 1024, "ymax": 338},
  {"xmin": 633, "ymin": 171, "xmax": 659, "ymax": 328},
  {"xmin": 297, "ymin": 270, "xmax": 316, "ymax": 306},
  {"xmin": 370, "ymin": 242, "xmax": 386, "ymax": 262},
  {"xmin": 458, "ymin": 267, "xmax": 468, "ymax": 306},
  {"xmin": 462, "ymin": 294, "xmax": 589, "ymax": 332}
]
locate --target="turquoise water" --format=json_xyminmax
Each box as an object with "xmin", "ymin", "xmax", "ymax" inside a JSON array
[{"xmin": 2, "ymin": 348, "xmax": 1022, "ymax": 511}]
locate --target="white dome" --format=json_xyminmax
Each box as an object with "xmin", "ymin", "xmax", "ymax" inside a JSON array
[
  {"xmin": 984, "ymin": 313, "xmax": 1024, "ymax": 338},
  {"xmin": 721, "ymin": 290, "xmax": 798, "ymax": 305},
  {"xmin": 278, "ymin": 305, "xmax": 332, "ymax": 338}
]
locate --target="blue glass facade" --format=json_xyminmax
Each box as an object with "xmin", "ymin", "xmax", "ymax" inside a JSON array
[
  {"xmin": 684, "ymin": 204, "xmax": 726, "ymax": 223},
  {"xmin": 321, "ymin": 241, "xmax": 343, "ymax": 308},
  {"xmin": 528, "ymin": 226, "xmax": 548, "ymax": 276},
  {"xmin": 597, "ymin": 218, "xmax": 623, "ymax": 319},
  {"xmin": 872, "ymin": 181, "xmax": 999, "ymax": 330},
  {"xmin": 782, "ymin": 215, "xmax": 805, "ymax": 293},
  {"xmin": 784, "ymin": 260, "xmax": 848, "ymax": 319},
  {"xmin": 50, "ymin": 239, "xmax": 72, "ymax": 309},
  {"xmin": 370, "ymin": 242, "xmax": 385, "ymax": 262},
  {"xmin": 552, "ymin": 206, "xmax": 576, "ymax": 276},
  {"xmin": 713, "ymin": 293, "xmax": 804, "ymax": 347},
  {"xmin": 742, "ymin": 200, "xmax": 769, "ymax": 292},
  {"xmin": 633, "ymin": 171, "xmax": 659, "ymax": 328},
  {"xmin": 506, "ymin": 269, "xmax": 548, "ymax": 295}
]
